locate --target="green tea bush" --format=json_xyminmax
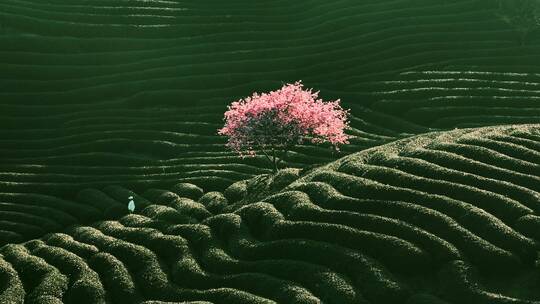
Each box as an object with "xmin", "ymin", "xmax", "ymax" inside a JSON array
[
  {"xmin": 515, "ymin": 215, "xmax": 540, "ymax": 240},
  {"xmin": 119, "ymin": 214, "xmax": 166, "ymax": 230},
  {"xmin": 0, "ymin": 257, "xmax": 24, "ymax": 303},
  {"xmin": 223, "ymin": 180, "xmax": 248, "ymax": 203},
  {"xmin": 439, "ymin": 260, "xmax": 524, "ymax": 304},
  {"xmin": 339, "ymin": 160, "xmax": 531, "ymax": 222},
  {"xmin": 29, "ymin": 241, "xmax": 106, "ymax": 304},
  {"xmin": 170, "ymin": 183, "xmax": 204, "ymax": 200},
  {"xmin": 404, "ymin": 149, "xmax": 540, "ymax": 193},
  {"xmin": 268, "ymin": 168, "xmax": 301, "ymax": 191},
  {"xmin": 461, "ymin": 137, "xmax": 540, "ymax": 167},
  {"xmin": 142, "ymin": 205, "xmax": 197, "ymax": 225},
  {"xmin": 74, "ymin": 226, "xmax": 172, "ymax": 298},
  {"xmin": 310, "ymin": 169, "xmax": 535, "ymax": 264},
  {"xmin": 227, "ymin": 237, "xmax": 409, "ymax": 303},
  {"xmin": 166, "ymin": 224, "xmax": 213, "ymax": 250},
  {"xmin": 170, "ymin": 197, "xmax": 212, "ymax": 221},
  {"xmin": 235, "ymin": 203, "xmax": 285, "ymax": 238},
  {"xmin": 144, "ymin": 189, "xmax": 211, "ymax": 221},
  {"xmin": 44, "ymin": 233, "xmax": 98, "ymax": 259},
  {"xmin": 202, "ymin": 244, "xmax": 361, "ymax": 304},
  {"xmin": 143, "ymin": 189, "xmax": 176, "ymax": 203},
  {"xmin": 170, "ymin": 254, "xmax": 209, "ymax": 287},
  {"xmin": 173, "ymin": 251, "xmax": 321, "ymax": 304},
  {"xmin": 88, "ymin": 252, "xmax": 139, "ymax": 303},
  {"xmin": 291, "ymin": 181, "xmax": 524, "ymax": 272},
  {"xmin": 260, "ymin": 191, "xmax": 311, "ymax": 218},
  {"xmin": 1, "ymin": 244, "xmax": 68, "ymax": 303},
  {"xmin": 271, "ymin": 220, "xmax": 431, "ymax": 274},
  {"xmin": 435, "ymin": 142, "xmax": 539, "ymax": 177},
  {"xmin": 198, "ymin": 191, "xmax": 228, "ymax": 214},
  {"xmin": 178, "ymin": 176, "xmax": 234, "ymax": 192},
  {"xmin": 96, "ymin": 221, "xmax": 189, "ymax": 261},
  {"xmin": 203, "ymin": 213, "xmax": 243, "ymax": 244},
  {"xmin": 288, "ymin": 206, "xmax": 461, "ymax": 264},
  {"xmin": 370, "ymin": 154, "xmax": 540, "ymax": 213}
]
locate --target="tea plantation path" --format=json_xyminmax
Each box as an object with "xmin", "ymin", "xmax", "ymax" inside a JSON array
[{"xmin": 1, "ymin": 0, "xmax": 540, "ymax": 303}]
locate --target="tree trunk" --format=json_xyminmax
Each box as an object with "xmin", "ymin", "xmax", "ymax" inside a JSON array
[{"xmin": 271, "ymin": 146, "xmax": 277, "ymax": 173}]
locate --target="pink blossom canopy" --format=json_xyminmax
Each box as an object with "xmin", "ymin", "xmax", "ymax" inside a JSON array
[{"xmin": 218, "ymin": 81, "xmax": 350, "ymax": 156}]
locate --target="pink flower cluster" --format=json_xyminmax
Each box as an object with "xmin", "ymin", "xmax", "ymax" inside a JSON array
[{"xmin": 218, "ymin": 81, "xmax": 350, "ymax": 157}]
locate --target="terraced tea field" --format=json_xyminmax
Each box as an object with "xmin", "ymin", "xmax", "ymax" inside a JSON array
[{"xmin": 1, "ymin": 0, "xmax": 540, "ymax": 303}]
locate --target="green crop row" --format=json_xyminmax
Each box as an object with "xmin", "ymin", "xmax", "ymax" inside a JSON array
[
  {"xmin": 368, "ymin": 154, "xmax": 540, "ymax": 213},
  {"xmin": 402, "ymin": 148, "xmax": 540, "ymax": 194},
  {"xmin": 290, "ymin": 181, "xmax": 524, "ymax": 273},
  {"xmin": 309, "ymin": 169, "xmax": 536, "ymax": 264}
]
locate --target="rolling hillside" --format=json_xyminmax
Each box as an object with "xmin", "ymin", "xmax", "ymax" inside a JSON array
[
  {"xmin": 1, "ymin": 0, "xmax": 540, "ymax": 303},
  {"xmin": 1, "ymin": 125, "xmax": 540, "ymax": 303}
]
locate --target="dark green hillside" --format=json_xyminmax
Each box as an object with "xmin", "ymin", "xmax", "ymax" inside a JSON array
[
  {"xmin": 1, "ymin": 0, "xmax": 540, "ymax": 197},
  {"xmin": 360, "ymin": 70, "xmax": 540, "ymax": 128},
  {"xmin": 1, "ymin": 0, "xmax": 540, "ymax": 303},
  {"xmin": 1, "ymin": 125, "xmax": 540, "ymax": 303}
]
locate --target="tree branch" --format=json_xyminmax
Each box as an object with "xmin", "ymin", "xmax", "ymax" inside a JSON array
[{"xmin": 254, "ymin": 138, "xmax": 274, "ymax": 169}]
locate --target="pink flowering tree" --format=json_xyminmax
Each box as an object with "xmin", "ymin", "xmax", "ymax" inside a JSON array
[{"xmin": 218, "ymin": 81, "xmax": 350, "ymax": 173}]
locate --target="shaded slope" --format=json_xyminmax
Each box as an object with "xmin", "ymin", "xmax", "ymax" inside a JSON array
[
  {"xmin": 1, "ymin": 124, "xmax": 540, "ymax": 303},
  {"xmin": 1, "ymin": 0, "xmax": 540, "ymax": 197},
  {"xmin": 362, "ymin": 70, "xmax": 540, "ymax": 128}
]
